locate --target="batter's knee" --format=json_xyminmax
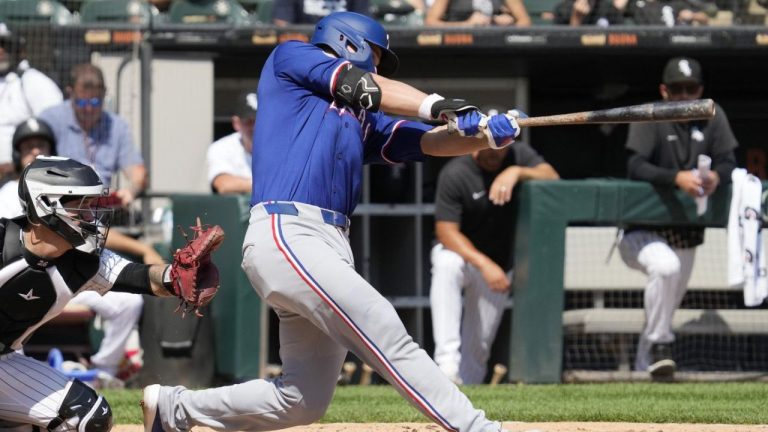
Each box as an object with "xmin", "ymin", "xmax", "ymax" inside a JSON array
[{"xmin": 48, "ymin": 379, "xmax": 112, "ymax": 432}]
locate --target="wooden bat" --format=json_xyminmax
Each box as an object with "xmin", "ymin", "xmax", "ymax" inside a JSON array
[
  {"xmin": 263, "ymin": 364, "xmax": 283, "ymax": 379},
  {"xmin": 339, "ymin": 361, "xmax": 357, "ymax": 385},
  {"xmin": 514, "ymin": 98, "xmax": 715, "ymax": 128},
  {"xmin": 490, "ymin": 363, "xmax": 507, "ymax": 386},
  {"xmin": 359, "ymin": 363, "xmax": 374, "ymax": 386}
]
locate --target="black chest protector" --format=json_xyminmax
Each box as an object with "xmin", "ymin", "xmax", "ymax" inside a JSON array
[{"xmin": 0, "ymin": 217, "xmax": 99, "ymax": 354}]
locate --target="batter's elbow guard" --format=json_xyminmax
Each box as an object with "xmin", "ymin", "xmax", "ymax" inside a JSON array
[{"xmin": 333, "ymin": 63, "xmax": 382, "ymax": 112}]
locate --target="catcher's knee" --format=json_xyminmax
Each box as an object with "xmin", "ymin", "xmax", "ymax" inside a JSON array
[{"xmin": 47, "ymin": 379, "xmax": 113, "ymax": 432}]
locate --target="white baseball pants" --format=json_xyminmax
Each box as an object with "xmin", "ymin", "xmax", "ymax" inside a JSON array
[
  {"xmin": 69, "ymin": 291, "xmax": 143, "ymax": 376},
  {"xmin": 618, "ymin": 230, "xmax": 696, "ymax": 371},
  {"xmin": 0, "ymin": 352, "xmax": 71, "ymax": 430},
  {"xmin": 151, "ymin": 202, "xmax": 503, "ymax": 432},
  {"xmin": 430, "ymin": 244, "xmax": 509, "ymax": 384}
]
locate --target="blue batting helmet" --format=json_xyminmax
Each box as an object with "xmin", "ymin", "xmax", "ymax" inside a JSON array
[{"xmin": 310, "ymin": 11, "xmax": 399, "ymax": 77}]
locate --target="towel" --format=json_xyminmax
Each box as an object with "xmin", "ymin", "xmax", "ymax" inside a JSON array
[{"xmin": 727, "ymin": 168, "xmax": 768, "ymax": 307}]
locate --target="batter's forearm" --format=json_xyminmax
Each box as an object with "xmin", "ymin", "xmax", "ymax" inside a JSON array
[
  {"xmin": 420, "ymin": 126, "xmax": 488, "ymax": 156},
  {"xmin": 374, "ymin": 74, "xmax": 429, "ymax": 117}
]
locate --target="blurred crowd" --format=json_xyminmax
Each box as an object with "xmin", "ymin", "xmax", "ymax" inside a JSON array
[{"xmin": 0, "ymin": 0, "xmax": 767, "ymax": 27}]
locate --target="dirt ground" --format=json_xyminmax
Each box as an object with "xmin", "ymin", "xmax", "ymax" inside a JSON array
[{"xmin": 116, "ymin": 423, "xmax": 768, "ymax": 432}]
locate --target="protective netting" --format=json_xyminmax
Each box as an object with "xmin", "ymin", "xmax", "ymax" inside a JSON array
[{"xmin": 563, "ymin": 227, "xmax": 768, "ymax": 379}]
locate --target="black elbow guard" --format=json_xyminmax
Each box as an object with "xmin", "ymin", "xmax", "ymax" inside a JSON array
[{"xmin": 334, "ymin": 63, "xmax": 382, "ymax": 111}]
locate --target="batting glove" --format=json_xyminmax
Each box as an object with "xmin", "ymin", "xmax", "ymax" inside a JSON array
[{"xmin": 483, "ymin": 113, "xmax": 521, "ymax": 149}]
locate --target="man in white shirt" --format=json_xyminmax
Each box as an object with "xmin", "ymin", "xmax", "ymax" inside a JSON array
[
  {"xmin": 0, "ymin": 23, "xmax": 63, "ymax": 182},
  {"xmin": 206, "ymin": 91, "xmax": 256, "ymax": 194}
]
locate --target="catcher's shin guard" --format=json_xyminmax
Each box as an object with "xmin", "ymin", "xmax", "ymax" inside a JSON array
[{"xmin": 48, "ymin": 379, "xmax": 113, "ymax": 432}]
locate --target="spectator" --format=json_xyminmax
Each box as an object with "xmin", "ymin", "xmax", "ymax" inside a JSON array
[
  {"xmin": 273, "ymin": 0, "xmax": 371, "ymax": 25},
  {"xmin": 627, "ymin": 0, "xmax": 713, "ymax": 25},
  {"xmin": 207, "ymin": 91, "xmax": 256, "ymax": 194},
  {"xmin": 39, "ymin": 63, "xmax": 146, "ymax": 207},
  {"xmin": 430, "ymin": 122, "xmax": 559, "ymax": 384},
  {"xmin": 0, "ymin": 118, "xmax": 160, "ymax": 383},
  {"xmin": 554, "ymin": 0, "xmax": 628, "ymax": 25},
  {"xmin": 0, "ymin": 22, "xmax": 63, "ymax": 185},
  {"xmin": 618, "ymin": 57, "xmax": 737, "ymax": 378},
  {"xmin": 425, "ymin": 0, "xmax": 531, "ymax": 26}
]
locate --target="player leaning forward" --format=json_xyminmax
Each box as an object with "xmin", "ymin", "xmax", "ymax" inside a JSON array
[
  {"xmin": 0, "ymin": 156, "xmax": 222, "ymax": 432},
  {"xmin": 142, "ymin": 11, "xmax": 520, "ymax": 432}
]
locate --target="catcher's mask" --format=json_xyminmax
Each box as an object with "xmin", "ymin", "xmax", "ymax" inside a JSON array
[{"xmin": 19, "ymin": 156, "xmax": 113, "ymax": 255}]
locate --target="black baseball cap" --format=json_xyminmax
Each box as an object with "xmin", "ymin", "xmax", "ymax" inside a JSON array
[
  {"xmin": 235, "ymin": 91, "xmax": 257, "ymax": 118},
  {"xmin": 662, "ymin": 57, "xmax": 702, "ymax": 85}
]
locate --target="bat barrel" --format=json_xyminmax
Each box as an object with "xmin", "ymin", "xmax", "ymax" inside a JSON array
[{"xmin": 516, "ymin": 99, "xmax": 715, "ymax": 127}]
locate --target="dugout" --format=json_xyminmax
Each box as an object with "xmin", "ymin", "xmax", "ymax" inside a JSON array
[{"xmin": 9, "ymin": 23, "xmax": 768, "ymax": 383}]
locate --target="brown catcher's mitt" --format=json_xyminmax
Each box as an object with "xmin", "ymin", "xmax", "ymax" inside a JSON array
[{"xmin": 169, "ymin": 217, "xmax": 225, "ymax": 317}]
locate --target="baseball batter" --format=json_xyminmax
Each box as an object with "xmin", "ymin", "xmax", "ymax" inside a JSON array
[
  {"xmin": 141, "ymin": 11, "xmax": 520, "ymax": 432},
  {"xmin": 0, "ymin": 157, "xmax": 187, "ymax": 432}
]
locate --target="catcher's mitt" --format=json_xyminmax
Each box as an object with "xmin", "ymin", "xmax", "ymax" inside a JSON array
[{"xmin": 168, "ymin": 217, "xmax": 225, "ymax": 317}]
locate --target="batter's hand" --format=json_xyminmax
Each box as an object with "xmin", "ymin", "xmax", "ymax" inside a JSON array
[
  {"xmin": 675, "ymin": 170, "xmax": 704, "ymax": 198},
  {"xmin": 489, "ymin": 166, "xmax": 521, "ymax": 206},
  {"xmin": 481, "ymin": 113, "xmax": 520, "ymax": 149},
  {"xmin": 479, "ymin": 260, "xmax": 510, "ymax": 293}
]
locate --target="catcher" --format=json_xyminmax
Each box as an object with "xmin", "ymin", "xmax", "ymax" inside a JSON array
[{"xmin": 0, "ymin": 156, "xmax": 223, "ymax": 432}]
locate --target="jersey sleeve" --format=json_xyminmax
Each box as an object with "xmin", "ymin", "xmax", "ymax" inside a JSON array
[
  {"xmin": 433, "ymin": 162, "xmax": 464, "ymax": 224},
  {"xmin": 273, "ymin": 41, "xmax": 350, "ymax": 98},
  {"xmin": 363, "ymin": 112, "xmax": 433, "ymax": 164},
  {"xmin": 78, "ymin": 249, "xmax": 133, "ymax": 295}
]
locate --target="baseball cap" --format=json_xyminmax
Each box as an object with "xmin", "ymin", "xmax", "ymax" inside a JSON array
[
  {"xmin": 235, "ymin": 91, "xmax": 257, "ymax": 118},
  {"xmin": 662, "ymin": 57, "xmax": 702, "ymax": 85}
]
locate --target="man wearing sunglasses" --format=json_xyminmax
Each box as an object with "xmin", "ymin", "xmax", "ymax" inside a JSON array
[
  {"xmin": 39, "ymin": 63, "xmax": 147, "ymax": 207},
  {"xmin": 618, "ymin": 56, "xmax": 738, "ymax": 379}
]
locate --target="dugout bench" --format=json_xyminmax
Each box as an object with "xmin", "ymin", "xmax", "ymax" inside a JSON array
[{"xmin": 509, "ymin": 179, "xmax": 768, "ymax": 384}]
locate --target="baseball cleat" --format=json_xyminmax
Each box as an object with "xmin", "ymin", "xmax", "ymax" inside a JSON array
[
  {"xmin": 140, "ymin": 384, "xmax": 163, "ymax": 432},
  {"xmin": 648, "ymin": 343, "xmax": 676, "ymax": 380},
  {"xmin": 649, "ymin": 358, "xmax": 676, "ymax": 379}
]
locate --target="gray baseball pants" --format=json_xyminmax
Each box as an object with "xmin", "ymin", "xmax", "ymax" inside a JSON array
[{"xmin": 153, "ymin": 202, "xmax": 503, "ymax": 432}]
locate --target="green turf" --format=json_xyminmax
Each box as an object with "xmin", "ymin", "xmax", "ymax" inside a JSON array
[{"xmin": 106, "ymin": 382, "xmax": 768, "ymax": 425}]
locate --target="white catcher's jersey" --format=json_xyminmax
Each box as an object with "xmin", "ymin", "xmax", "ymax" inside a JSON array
[{"xmin": 0, "ymin": 217, "xmax": 130, "ymax": 354}]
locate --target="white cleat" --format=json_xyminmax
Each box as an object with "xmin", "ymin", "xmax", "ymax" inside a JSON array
[{"xmin": 140, "ymin": 384, "xmax": 163, "ymax": 432}]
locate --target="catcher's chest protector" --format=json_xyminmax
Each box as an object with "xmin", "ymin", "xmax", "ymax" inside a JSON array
[{"xmin": 0, "ymin": 217, "xmax": 99, "ymax": 354}]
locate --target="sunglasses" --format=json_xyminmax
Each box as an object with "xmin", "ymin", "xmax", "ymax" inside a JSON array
[
  {"xmin": 74, "ymin": 97, "xmax": 103, "ymax": 108},
  {"xmin": 667, "ymin": 83, "xmax": 701, "ymax": 95}
]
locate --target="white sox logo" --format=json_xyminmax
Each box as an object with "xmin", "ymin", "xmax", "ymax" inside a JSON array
[{"xmin": 18, "ymin": 289, "xmax": 40, "ymax": 301}]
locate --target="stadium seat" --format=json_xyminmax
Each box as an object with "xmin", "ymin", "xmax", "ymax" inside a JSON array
[
  {"xmin": 79, "ymin": 0, "xmax": 157, "ymax": 24},
  {"xmin": 167, "ymin": 0, "xmax": 251, "ymax": 24},
  {"xmin": 523, "ymin": 0, "xmax": 558, "ymax": 25},
  {"xmin": 0, "ymin": 0, "xmax": 74, "ymax": 24}
]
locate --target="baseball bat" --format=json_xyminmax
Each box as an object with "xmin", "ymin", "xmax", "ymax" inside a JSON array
[
  {"xmin": 359, "ymin": 363, "xmax": 374, "ymax": 386},
  {"xmin": 514, "ymin": 98, "xmax": 715, "ymax": 128},
  {"xmin": 490, "ymin": 363, "xmax": 507, "ymax": 386},
  {"xmin": 340, "ymin": 361, "xmax": 357, "ymax": 385}
]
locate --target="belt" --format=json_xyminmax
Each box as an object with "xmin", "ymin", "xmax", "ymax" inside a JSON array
[{"xmin": 263, "ymin": 202, "xmax": 350, "ymax": 230}]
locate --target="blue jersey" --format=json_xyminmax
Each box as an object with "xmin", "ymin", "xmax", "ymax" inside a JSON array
[{"xmin": 250, "ymin": 41, "xmax": 433, "ymax": 216}]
